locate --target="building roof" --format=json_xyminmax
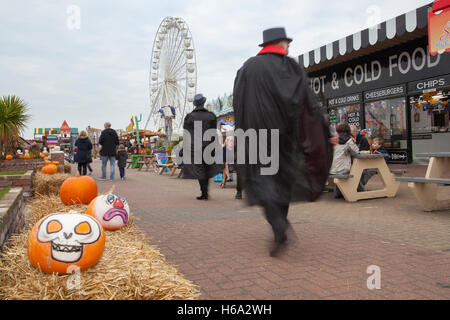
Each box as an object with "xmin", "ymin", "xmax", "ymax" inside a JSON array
[{"xmin": 298, "ymin": 3, "xmax": 431, "ymax": 72}]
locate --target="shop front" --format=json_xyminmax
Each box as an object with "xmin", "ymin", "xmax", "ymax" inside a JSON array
[{"xmin": 298, "ymin": 3, "xmax": 450, "ymax": 163}]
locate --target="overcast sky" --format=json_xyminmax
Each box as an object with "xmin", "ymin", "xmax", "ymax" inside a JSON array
[{"xmin": 0, "ymin": 0, "xmax": 431, "ymax": 139}]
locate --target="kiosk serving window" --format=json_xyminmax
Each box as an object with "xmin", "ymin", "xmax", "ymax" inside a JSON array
[
  {"xmin": 365, "ymin": 97, "xmax": 407, "ymax": 148},
  {"xmin": 328, "ymin": 104, "xmax": 361, "ymax": 128},
  {"xmin": 410, "ymin": 88, "xmax": 449, "ymax": 133},
  {"xmin": 327, "ymin": 94, "xmax": 362, "ymax": 128}
]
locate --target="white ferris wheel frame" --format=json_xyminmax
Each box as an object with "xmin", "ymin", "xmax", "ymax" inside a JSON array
[{"xmin": 145, "ymin": 17, "xmax": 197, "ymax": 131}]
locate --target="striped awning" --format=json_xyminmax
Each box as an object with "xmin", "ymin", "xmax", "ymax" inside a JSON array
[{"xmin": 298, "ymin": 4, "xmax": 429, "ymax": 69}]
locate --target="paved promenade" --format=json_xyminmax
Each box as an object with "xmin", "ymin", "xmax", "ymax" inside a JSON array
[{"xmin": 86, "ymin": 160, "xmax": 450, "ymax": 299}]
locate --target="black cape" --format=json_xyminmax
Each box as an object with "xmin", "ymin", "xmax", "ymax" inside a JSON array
[
  {"xmin": 233, "ymin": 52, "xmax": 333, "ymax": 206},
  {"xmin": 182, "ymin": 106, "xmax": 223, "ymax": 180}
]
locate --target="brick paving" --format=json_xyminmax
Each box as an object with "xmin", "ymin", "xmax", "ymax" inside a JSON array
[{"xmin": 85, "ymin": 160, "xmax": 450, "ymax": 299}]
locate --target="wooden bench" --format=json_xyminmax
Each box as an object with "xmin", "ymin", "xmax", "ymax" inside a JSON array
[
  {"xmin": 126, "ymin": 159, "xmax": 134, "ymax": 169},
  {"xmin": 156, "ymin": 163, "xmax": 175, "ymax": 175},
  {"xmin": 396, "ymin": 152, "xmax": 450, "ymax": 212},
  {"xmin": 396, "ymin": 177, "xmax": 450, "ymax": 212},
  {"xmin": 326, "ymin": 174, "xmax": 353, "ymax": 190},
  {"xmin": 396, "ymin": 177, "xmax": 450, "ymax": 186},
  {"xmin": 136, "ymin": 160, "xmax": 152, "ymax": 171}
]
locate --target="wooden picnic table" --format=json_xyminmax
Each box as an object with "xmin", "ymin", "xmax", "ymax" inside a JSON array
[
  {"xmin": 127, "ymin": 154, "xmax": 154, "ymax": 170},
  {"xmin": 155, "ymin": 155, "xmax": 182, "ymax": 176},
  {"xmin": 396, "ymin": 152, "xmax": 450, "ymax": 211},
  {"xmin": 333, "ymin": 153, "xmax": 405, "ymax": 202}
]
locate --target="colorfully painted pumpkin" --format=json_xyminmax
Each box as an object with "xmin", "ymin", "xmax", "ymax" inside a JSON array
[
  {"xmin": 41, "ymin": 164, "xmax": 58, "ymax": 175},
  {"xmin": 28, "ymin": 212, "xmax": 105, "ymax": 274},
  {"xmin": 87, "ymin": 194, "xmax": 130, "ymax": 230},
  {"xmin": 5, "ymin": 155, "xmax": 13, "ymax": 160},
  {"xmin": 60, "ymin": 176, "xmax": 98, "ymax": 205}
]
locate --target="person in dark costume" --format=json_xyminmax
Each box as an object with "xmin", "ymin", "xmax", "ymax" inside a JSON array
[
  {"xmin": 233, "ymin": 27, "xmax": 334, "ymax": 256},
  {"xmin": 74, "ymin": 130, "xmax": 93, "ymax": 176},
  {"xmin": 183, "ymin": 94, "xmax": 223, "ymax": 200}
]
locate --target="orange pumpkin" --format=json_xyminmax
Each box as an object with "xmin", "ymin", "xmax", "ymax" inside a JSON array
[
  {"xmin": 40, "ymin": 154, "xmax": 45, "ymax": 158},
  {"xmin": 87, "ymin": 194, "xmax": 130, "ymax": 231},
  {"xmin": 28, "ymin": 212, "xmax": 105, "ymax": 274},
  {"xmin": 52, "ymin": 161, "xmax": 60, "ymax": 165},
  {"xmin": 60, "ymin": 176, "xmax": 98, "ymax": 205},
  {"xmin": 41, "ymin": 164, "xmax": 58, "ymax": 175},
  {"xmin": 24, "ymin": 154, "xmax": 30, "ymax": 159},
  {"xmin": 5, "ymin": 155, "xmax": 13, "ymax": 160},
  {"xmin": 44, "ymin": 160, "xmax": 51, "ymax": 165}
]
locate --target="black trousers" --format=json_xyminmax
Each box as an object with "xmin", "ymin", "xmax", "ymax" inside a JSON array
[
  {"xmin": 236, "ymin": 172, "xmax": 244, "ymax": 193},
  {"xmin": 78, "ymin": 163, "xmax": 87, "ymax": 176},
  {"xmin": 263, "ymin": 202, "xmax": 290, "ymax": 243},
  {"xmin": 198, "ymin": 178, "xmax": 209, "ymax": 196}
]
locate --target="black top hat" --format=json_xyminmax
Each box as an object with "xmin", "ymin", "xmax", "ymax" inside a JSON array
[
  {"xmin": 193, "ymin": 93, "xmax": 207, "ymax": 107},
  {"xmin": 259, "ymin": 27, "xmax": 293, "ymax": 47}
]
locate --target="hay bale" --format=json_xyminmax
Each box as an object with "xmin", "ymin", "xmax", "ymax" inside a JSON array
[
  {"xmin": 0, "ymin": 194, "xmax": 200, "ymax": 300},
  {"xmin": 33, "ymin": 172, "xmax": 70, "ymax": 196},
  {"xmin": 64, "ymin": 164, "xmax": 72, "ymax": 174}
]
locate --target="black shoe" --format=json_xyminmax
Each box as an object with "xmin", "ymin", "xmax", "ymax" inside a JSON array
[
  {"xmin": 196, "ymin": 194, "xmax": 208, "ymax": 200},
  {"xmin": 270, "ymin": 239, "xmax": 287, "ymax": 257},
  {"xmin": 235, "ymin": 191, "xmax": 242, "ymax": 199}
]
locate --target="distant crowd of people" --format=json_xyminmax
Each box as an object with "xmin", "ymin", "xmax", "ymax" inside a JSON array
[{"xmin": 73, "ymin": 122, "xmax": 127, "ymax": 181}]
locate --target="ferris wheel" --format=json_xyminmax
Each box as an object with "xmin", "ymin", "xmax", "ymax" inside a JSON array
[{"xmin": 145, "ymin": 17, "xmax": 197, "ymax": 132}]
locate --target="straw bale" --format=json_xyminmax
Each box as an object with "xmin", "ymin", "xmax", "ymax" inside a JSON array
[
  {"xmin": 0, "ymin": 194, "xmax": 200, "ymax": 300},
  {"xmin": 33, "ymin": 172, "xmax": 70, "ymax": 196}
]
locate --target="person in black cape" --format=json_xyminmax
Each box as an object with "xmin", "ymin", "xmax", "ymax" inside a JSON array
[
  {"xmin": 233, "ymin": 27, "xmax": 335, "ymax": 256},
  {"xmin": 183, "ymin": 94, "xmax": 223, "ymax": 200}
]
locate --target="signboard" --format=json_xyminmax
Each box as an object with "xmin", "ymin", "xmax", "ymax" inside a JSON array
[
  {"xmin": 328, "ymin": 93, "xmax": 361, "ymax": 107},
  {"xmin": 364, "ymin": 85, "xmax": 406, "ymax": 102},
  {"xmin": 411, "ymin": 134, "xmax": 433, "ymax": 140},
  {"xmin": 346, "ymin": 110, "xmax": 361, "ymax": 128},
  {"xmin": 428, "ymin": 2, "xmax": 450, "ymax": 55},
  {"xmin": 408, "ymin": 74, "xmax": 450, "ymax": 94},
  {"xmin": 387, "ymin": 149, "xmax": 408, "ymax": 164},
  {"xmin": 308, "ymin": 38, "xmax": 450, "ymax": 99},
  {"xmin": 60, "ymin": 120, "xmax": 71, "ymax": 132}
]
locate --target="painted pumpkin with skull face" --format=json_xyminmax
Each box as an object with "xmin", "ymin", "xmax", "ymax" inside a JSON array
[
  {"xmin": 27, "ymin": 213, "xmax": 105, "ymax": 274},
  {"xmin": 86, "ymin": 194, "xmax": 130, "ymax": 231}
]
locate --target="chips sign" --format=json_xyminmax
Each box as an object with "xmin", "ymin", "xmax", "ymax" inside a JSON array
[{"xmin": 428, "ymin": 0, "xmax": 450, "ymax": 55}]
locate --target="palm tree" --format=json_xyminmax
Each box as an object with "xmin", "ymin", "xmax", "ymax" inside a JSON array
[{"xmin": 0, "ymin": 95, "xmax": 31, "ymax": 156}]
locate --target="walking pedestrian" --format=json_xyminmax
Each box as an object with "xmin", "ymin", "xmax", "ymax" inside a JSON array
[
  {"xmin": 98, "ymin": 122, "xmax": 119, "ymax": 181},
  {"xmin": 74, "ymin": 130, "xmax": 93, "ymax": 176},
  {"xmin": 233, "ymin": 27, "xmax": 334, "ymax": 256},
  {"xmin": 116, "ymin": 144, "xmax": 128, "ymax": 180},
  {"xmin": 182, "ymin": 93, "xmax": 223, "ymax": 200}
]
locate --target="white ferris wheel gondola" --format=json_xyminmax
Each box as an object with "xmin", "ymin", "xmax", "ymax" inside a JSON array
[{"xmin": 145, "ymin": 17, "xmax": 197, "ymax": 133}]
